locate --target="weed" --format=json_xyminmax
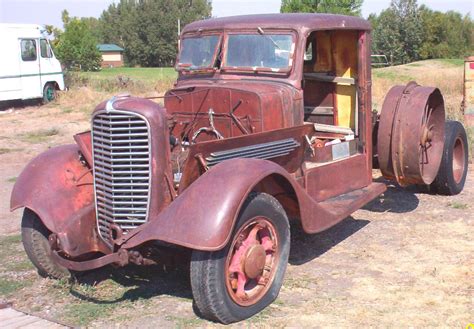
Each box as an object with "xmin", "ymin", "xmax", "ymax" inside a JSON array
[
  {"xmin": 7, "ymin": 260, "xmax": 33, "ymax": 272},
  {"xmin": 164, "ymin": 315, "xmax": 206, "ymax": 327},
  {"xmin": 7, "ymin": 177, "xmax": 17, "ymax": 183},
  {"xmin": 0, "ymin": 234, "xmax": 21, "ymax": 248},
  {"xmin": 61, "ymin": 107, "xmax": 73, "ymax": 114},
  {"xmin": 447, "ymin": 201, "xmax": 468, "ymax": 209},
  {"xmin": 21, "ymin": 128, "xmax": 60, "ymax": 143},
  {"xmin": 0, "ymin": 278, "xmax": 31, "ymax": 296},
  {"xmin": 0, "ymin": 148, "xmax": 17, "ymax": 155},
  {"xmin": 62, "ymin": 302, "xmax": 115, "ymax": 327}
]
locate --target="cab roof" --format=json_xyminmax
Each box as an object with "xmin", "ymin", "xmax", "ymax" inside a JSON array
[{"xmin": 182, "ymin": 13, "xmax": 371, "ymax": 34}]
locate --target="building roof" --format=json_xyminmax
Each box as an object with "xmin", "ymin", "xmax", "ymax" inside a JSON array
[
  {"xmin": 97, "ymin": 44, "xmax": 124, "ymax": 52},
  {"xmin": 183, "ymin": 13, "xmax": 371, "ymax": 34}
]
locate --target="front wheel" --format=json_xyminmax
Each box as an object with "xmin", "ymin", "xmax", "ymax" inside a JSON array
[
  {"xmin": 190, "ymin": 192, "xmax": 290, "ymax": 324},
  {"xmin": 21, "ymin": 209, "xmax": 71, "ymax": 279}
]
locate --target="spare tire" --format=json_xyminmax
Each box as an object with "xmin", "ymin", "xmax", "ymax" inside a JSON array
[{"xmin": 431, "ymin": 121, "xmax": 468, "ymax": 195}]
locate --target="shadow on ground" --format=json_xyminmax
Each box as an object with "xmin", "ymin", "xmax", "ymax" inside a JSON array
[
  {"xmin": 70, "ymin": 261, "xmax": 192, "ymax": 304},
  {"xmin": 69, "ymin": 183, "xmax": 421, "ymax": 305},
  {"xmin": 289, "ymin": 181, "xmax": 421, "ymax": 265},
  {"xmin": 0, "ymin": 99, "xmax": 43, "ymax": 111}
]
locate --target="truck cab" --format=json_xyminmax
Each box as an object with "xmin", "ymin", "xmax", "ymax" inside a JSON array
[{"xmin": 10, "ymin": 14, "xmax": 468, "ymax": 324}]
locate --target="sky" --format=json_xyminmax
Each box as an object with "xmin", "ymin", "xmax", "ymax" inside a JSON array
[{"xmin": 0, "ymin": 0, "xmax": 472, "ymax": 28}]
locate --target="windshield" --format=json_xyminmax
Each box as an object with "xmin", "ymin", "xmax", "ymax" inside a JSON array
[
  {"xmin": 178, "ymin": 35, "xmax": 219, "ymax": 70},
  {"xmin": 224, "ymin": 33, "xmax": 293, "ymax": 71}
]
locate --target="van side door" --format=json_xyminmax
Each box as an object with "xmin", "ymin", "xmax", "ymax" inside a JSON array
[
  {"xmin": 39, "ymin": 39, "xmax": 63, "ymax": 92},
  {"xmin": 19, "ymin": 38, "xmax": 41, "ymax": 99},
  {"xmin": 0, "ymin": 33, "xmax": 22, "ymax": 101}
]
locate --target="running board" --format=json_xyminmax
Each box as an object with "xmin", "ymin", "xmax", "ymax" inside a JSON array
[{"xmin": 319, "ymin": 182, "xmax": 386, "ymax": 222}]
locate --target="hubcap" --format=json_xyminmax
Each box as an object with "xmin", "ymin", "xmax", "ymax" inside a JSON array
[
  {"xmin": 46, "ymin": 87, "xmax": 54, "ymax": 101},
  {"xmin": 452, "ymin": 137, "xmax": 465, "ymax": 184},
  {"xmin": 225, "ymin": 217, "xmax": 279, "ymax": 306},
  {"xmin": 244, "ymin": 245, "xmax": 266, "ymax": 279}
]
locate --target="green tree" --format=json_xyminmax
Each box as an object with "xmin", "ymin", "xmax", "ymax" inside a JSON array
[
  {"xmin": 280, "ymin": 0, "xmax": 363, "ymax": 16},
  {"xmin": 419, "ymin": 6, "xmax": 473, "ymax": 59},
  {"xmin": 99, "ymin": 0, "xmax": 212, "ymax": 67},
  {"xmin": 370, "ymin": 0, "xmax": 422, "ymax": 64},
  {"xmin": 44, "ymin": 24, "xmax": 62, "ymax": 48},
  {"xmin": 55, "ymin": 10, "xmax": 102, "ymax": 71},
  {"xmin": 371, "ymin": 1, "xmax": 473, "ymax": 63}
]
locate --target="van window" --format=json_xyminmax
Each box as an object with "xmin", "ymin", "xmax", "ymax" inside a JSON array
[
  {"xmin": 21, "ymin": 39, "xmax": 37, "ymax": 61},
  {"xmin": 40, "ymin": 39, "xmax": 52, "ymax": 58}
]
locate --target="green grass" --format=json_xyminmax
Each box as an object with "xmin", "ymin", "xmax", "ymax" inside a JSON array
[
  {"xmin": 0, "ymin": 148, "xmax": 21, "ymax": 155},
  {"xmin": 0, "ymin": 278, "xmax": 31, "ymax": 296},
  {"xmin": 372, "ymin": 69, "xmax": 415, "ymax": 81},
  {"xmin": 20, "ymin": 128, "xmax": 60, "ymax": 143},
  {"xmin": 437, "ymin": 58, "xmax": 464, "ymax": 67},
  {"xmin": 7, "ymin": 177, "xmax": 17, "ymax": 183},
  {"xmin": 80, "ymin": 67, "xmax": 177, "ymax": 82},
  {"xmin": 63, "ymin": 302, "xmax": 116, "ymax": 327},
  {"xmin": 0, "ymin": 234, "xmax": 21, "ymax": 249},
  {"xmin": 447, "ymin": 201, "xmax": 468, "ymax": 209}
]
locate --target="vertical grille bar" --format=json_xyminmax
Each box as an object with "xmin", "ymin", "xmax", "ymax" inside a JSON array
[{"xmin": 91, "ymin": 109, "xmax": 151, "ymax": 246}]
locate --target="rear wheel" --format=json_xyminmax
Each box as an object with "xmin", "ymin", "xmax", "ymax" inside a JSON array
[
  {"xmin": 431, "ymin": 121, "xmax": 468, "ymax": 195},
  {"xmin": 21, "ymin": 209, "xmax": 70, "ymax": 279},
  {"xmin": 190, "ymin": 192, "xmax": 290, "ymax": 324},
  {"xmin": 42, "ymin": 83, "xmax": 56, "ymax": 103}
]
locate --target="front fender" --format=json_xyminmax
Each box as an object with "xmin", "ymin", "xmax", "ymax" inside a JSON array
[
  {"xmin": 10, "ymin": 144, "xmax": 94, "ymax": 234},
  {"xmin": 121, "ymin": 158, "xmax": 297, "ymax": 251}
]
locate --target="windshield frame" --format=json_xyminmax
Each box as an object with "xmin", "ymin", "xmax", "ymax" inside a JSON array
[
  {"xmin": 176, "ymin": 32, "xmax": 222, "ymax": 73},
  {"xmin": 220, "ymin": 30, "xmax": 297, "ymax": 74}
]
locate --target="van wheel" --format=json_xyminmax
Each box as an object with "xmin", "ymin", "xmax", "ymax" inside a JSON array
[
  {"xmin": 21, "ymin": 209, "xmax": 70, "ymax": 279},
  {"xmin": 190, "ymin": 192, "xmax": 290, "ymax": 324},
  {"xmin": 431, "ymin": 121, "xmax": 468, "ymax": 195},
  {"xmin": 42, "ymin": 83, "xmax": 56, "ymax": 103}
]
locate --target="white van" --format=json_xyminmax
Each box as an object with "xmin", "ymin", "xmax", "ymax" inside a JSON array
[{"xmin": 0, "ymin": 24, "xmax": 65, "ymax": 103}]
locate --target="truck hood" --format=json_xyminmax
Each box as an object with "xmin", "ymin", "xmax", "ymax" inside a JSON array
[{"xmin": 164, "ymin": 80, "xmax": 303, "ymax": 142}]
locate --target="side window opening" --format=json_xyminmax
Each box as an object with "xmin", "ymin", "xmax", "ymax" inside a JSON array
[
  {"xmin": 21, "ymin": 39, "xmax": 37, "ymax": 61},
  {"xmin": 303, "ymin": 30, "xmax": 359, "ymax": 133},
  {"xmin": 40, "ymin": 39, "xmax": 52, "ymax": 58}
]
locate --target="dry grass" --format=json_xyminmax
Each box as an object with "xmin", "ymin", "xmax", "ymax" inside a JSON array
[{"xmin": 372, "ymin": 59, "xmax": 464, "ymax": 121}]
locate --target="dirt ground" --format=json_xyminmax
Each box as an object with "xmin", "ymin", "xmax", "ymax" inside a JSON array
[{"xmin": 0, "ymin": 98, "xmax": 473, "ymax": 327}]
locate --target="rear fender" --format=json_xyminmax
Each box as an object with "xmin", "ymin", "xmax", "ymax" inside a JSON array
[{"xmin": 10, "ymin": 144, "xmax": 94, "ymax": 234}]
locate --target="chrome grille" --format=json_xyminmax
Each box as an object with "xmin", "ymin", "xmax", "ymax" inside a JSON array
[{"xmin": 91, "ymin": 110, "xmax": 151, "ymax": 246}]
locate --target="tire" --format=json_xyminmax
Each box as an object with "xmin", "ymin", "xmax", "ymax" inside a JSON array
[
  {"xmin": 21, "ymin": 208, "xmax": 70, "ymax": 279},
  {"xmin": 42, "ymin": 83, "xmax": 56, "ymax": 103},
  {"xmin": 190, "ymin": 192, "xmax": 290, "ymax": 324},
  {"xmin": 431, "ymin": 120, "xmax": 469, "ymax": 195}
]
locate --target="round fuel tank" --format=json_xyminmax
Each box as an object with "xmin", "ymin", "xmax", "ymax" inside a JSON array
[{"xmin": 377, "ymin": 81, "xmax": 445, "ymax": 186}]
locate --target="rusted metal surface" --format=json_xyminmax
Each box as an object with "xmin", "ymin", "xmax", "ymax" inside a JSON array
[
  {"xmin": 50, "ymin": 248, "xmax": 128, "ymax": 272},
  {"xmin": 10, "ymin": 145, "xmax": 94, "ymax": 234},
  {"xmin": 463, "ymin": 56, "xmax": 474, "ymax": 126},
  {"xmin": 73, "ymin": 131, "xmax": 93, "ymax": 166},
  {"xmin": 183, "ymin": 13, "xmax": 371, "ymax": 34},
  {"xmin": 224, "ymin": 217, "xmax": 279, "ymax": 306},
  {"xmin": 13, "ymin": 14, "xmax": 448, "ymax": 276},
  {"xmin": 91, "ymin": 97, "xmax": 173, "ymax": 247},
  {"xmin": 120, "ymin": 158, "xmax": 386, "ymax": 252},
  {"xmin": 378, "ymin": 82, "xmax": 445, "ymax": 186}
]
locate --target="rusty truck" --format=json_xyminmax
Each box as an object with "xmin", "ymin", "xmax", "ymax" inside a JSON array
[{"xmin": 10, "ymin": 14, "xmax": 469, "ymax": 323}]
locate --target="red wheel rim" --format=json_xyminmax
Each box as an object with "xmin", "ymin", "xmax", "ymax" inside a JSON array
[
  {"xmin": 224, "ymin": 217, "xmax": 279, "ymax": 306},
  {"xmin": 452, "ymin": 136, "xmax": 465, "ymax": 184}
]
